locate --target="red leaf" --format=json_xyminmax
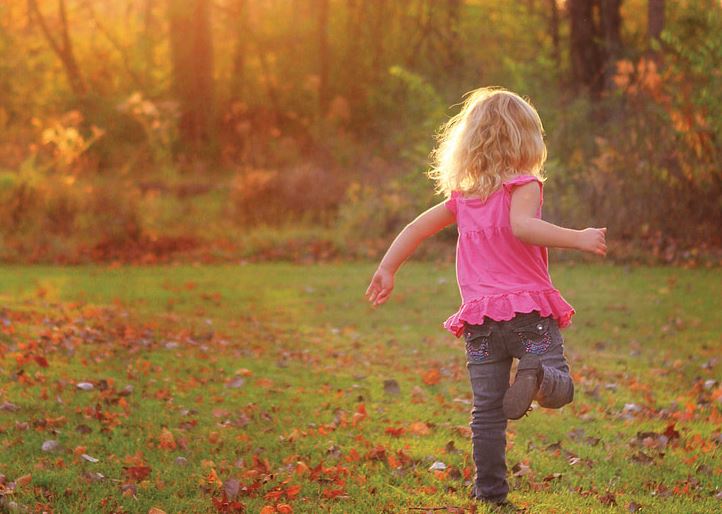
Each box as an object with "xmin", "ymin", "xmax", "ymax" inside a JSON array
[
  {"xmin": 123, "ymin": 466, "xmax": 152, "ymax": 481},
  {"xmin": 322, "ymin": 487, "xmax": 346, "ymax": 499},
  {"xmin": 664, "ymin": 423, "xmax": 680, "ymax": 440}
]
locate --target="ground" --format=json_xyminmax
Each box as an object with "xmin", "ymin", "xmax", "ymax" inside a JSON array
[{"xmin": 0, "ymin": 263, "xmax": 720, "ymax": 513}]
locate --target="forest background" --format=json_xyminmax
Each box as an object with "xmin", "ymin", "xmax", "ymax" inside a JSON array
[{"xmin": 1, "ymin": 0, "xmax": 720, "ymax": 265}]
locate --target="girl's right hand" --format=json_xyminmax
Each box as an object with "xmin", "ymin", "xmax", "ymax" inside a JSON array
[
  {"xmin": 577, "ymin": 227, "xmax": 607, "ymax": 256},
  {"xmin": 365, "ymin": 267, "xmax": 395, "ymax": 307}
]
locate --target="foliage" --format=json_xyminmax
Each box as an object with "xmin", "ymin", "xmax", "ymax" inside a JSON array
[
  {"xmin": 116, "ymin": 92, "xmax": 179, "ymax": 165},
  {"xmin": 228, "ymin": 164, "xmax": 346, "ymax": 226},
  {"xmin": 0, "ymin": 1, "xmax": 721, "ymax": 262},
  {"xmin": 0, "ymin": 158, "xmax": 142, "ymax": 262}
]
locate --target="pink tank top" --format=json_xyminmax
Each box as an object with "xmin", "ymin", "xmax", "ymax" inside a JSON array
[{"xmin": 443, "ymin": 174, "xmax": 574, "ymax": 337}]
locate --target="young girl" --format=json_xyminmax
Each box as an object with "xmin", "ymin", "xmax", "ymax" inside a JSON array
[{"xmin": 365, "ymin": 87, "xmax": 606, "ymax": 506}]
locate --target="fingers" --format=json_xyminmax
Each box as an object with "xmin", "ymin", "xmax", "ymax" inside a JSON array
[
  {"xmin": 374, "ymin": 289, "xmax": 390, "ymax": 306},
  {"xmin": 364, "ymin": 282, "xmax": 374, "ymax": 297},
  {"xmin": 593, "ymin": 245, "xmax": 605, "ymax": 256},
  {"xmin": 365, "ymin": 283, "xmax": 379, "ymax": 304},
  {"xmin": 365, "ymin": 285, "xmax": 390, "ymax": 306},
  {"xmin": 365, "ymin": 275, "xmax": 391, "ymax": 307}
]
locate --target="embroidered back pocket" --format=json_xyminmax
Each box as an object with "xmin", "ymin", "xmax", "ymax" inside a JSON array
[
  {"xmin": 463, "ymin": 324, "xmax": 492, "ymax": 362},
  {"xmin": 514, "ymin": 317, "xmax": 553, "ymax": 355}
]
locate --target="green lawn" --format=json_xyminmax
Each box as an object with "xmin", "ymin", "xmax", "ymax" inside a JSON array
[{"xmin": 0, "ymin": 263, "xmax": 720, "ymax": 513}]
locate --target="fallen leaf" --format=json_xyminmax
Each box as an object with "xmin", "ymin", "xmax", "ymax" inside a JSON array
[
  {"xmin": 428, "ymin": 461, "xmax": 446, "ymax": 471},
  {"xmin": 511, "ymin": 462, "xmax": 531, "ymax": 477},
  {"xmin": 14, "ymin": 474, "xmax": 31, "ymax": 487},
  {"xmin": 408, "ymin": 421, "xmax": 431, "ymax": 436},
  {"xmin": 41, "ymin": 440, "xmax": 60, "ymax": 452},
  {"xmin": 159, "ymin": 428, "xmax": 177, "ymax": 450},
  {"xmin": 383, "ymin": 379, "xmax": 400, "ymax": 395},
  {"xmin": 422, "ymin": 368, "xmax": 441, "ymax": 385}
]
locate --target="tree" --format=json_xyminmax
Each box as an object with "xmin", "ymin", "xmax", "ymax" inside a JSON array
[
  {"xmin": 317, "ymin": 0, "xmax": 330, "ymax": 114},
  {"xmin": 28, "ymin": 0, "xmax": 87, "ymax": 97},
  {"xmin": 568, "ymin": 0, "xmax": 623, "ymax": 98},
  {"xmin": 547, "ymin": 0, "xmax": 561, "ymax": 70},
  {"xmin": 230, "ymin": 0, "xmax": 248, "ymax": 102},
  {"xmin": 569, "ymin": 0, "xmax": 604, "ymax": 97},
  {"xmin": 168, "ymin": 0, "xmax": 215, "ymax": 155},
  {"xmin": 648, "ymin": 0, "xmax": 664, "ymax": 61},
  {"xmin": 600, "ymin": 0, "xmax": 622, "ymax": 91}
]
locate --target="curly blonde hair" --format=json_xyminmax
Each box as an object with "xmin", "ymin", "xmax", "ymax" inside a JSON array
[{"xmin": 428, "ymin": 87, "xmax": 547, "ymax": 200}]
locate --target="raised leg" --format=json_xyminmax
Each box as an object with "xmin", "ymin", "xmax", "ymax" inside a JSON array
[
  {"xmin": 535, "ymin": 324, "xmax": 574, "ymax": 408},
  {"xmin": 504, "ymin": 312, "xmax": 574, "ymax": 409}
]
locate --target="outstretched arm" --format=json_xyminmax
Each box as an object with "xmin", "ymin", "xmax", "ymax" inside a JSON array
[
  {"xmin": 365, "ymin": 201, "xmax": 455, "ymax": 306},
  {"xmin": 510, "ymin": 181, "xmax": 607, "ymax": 255}
]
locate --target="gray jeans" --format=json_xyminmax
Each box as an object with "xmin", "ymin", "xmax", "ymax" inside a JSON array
[{"xmin": 463, "ymin": 311, "xmax": 574, "ymax": 501}]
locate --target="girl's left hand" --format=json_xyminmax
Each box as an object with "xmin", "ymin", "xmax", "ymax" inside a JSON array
[{"xmin": 365, "ymin": 267, "xmax": 394, "ymax": 306}]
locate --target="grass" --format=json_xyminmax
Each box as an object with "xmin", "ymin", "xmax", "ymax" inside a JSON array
[{"xmin": 0, "ymin": 262, "xmax": 720, "ymax": 513}]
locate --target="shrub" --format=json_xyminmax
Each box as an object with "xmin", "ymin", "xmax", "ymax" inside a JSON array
[{"xmin": 229, "ymin": 164, "xmax": 347, "ymax": 226}]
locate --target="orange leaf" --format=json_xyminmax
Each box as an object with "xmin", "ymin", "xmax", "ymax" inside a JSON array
[
  {"xmin": 345, "ymin": 448, "xmax": 360, "ymax": 462},
  {"xmin": 259, "ymin": 506, "xmax": 276, "ymax": 514},
  {"xmin": 352, "ymin": 403, "xmax": 367, "ymax": 426},
  {"xmin": 15, "ymin": 474, "xmax": 32, "ymax": 487},
  {"xmin": 408, "ymin": 421, "xmax": 431, "ymax": 436},
  {"xmin": 422, "ymin": 369, "xmax": 441, "ymax": 385},
  {"xmin": 264, "ymin": 490, "xmax": 284, "ymax": 501},
  {"xmin": 276, "ymin": 504, "xmax": 293, "ymax": 514},
  {"xmin": 322, "ymin": 487, "xmax": 346, "ymax": 499},
  {"xmin": 284, "ymin": 484, "xmax": 301, "ymax": 499},
  {"xmin": 295, "ymin": 461, "xmax": 310, "ymax": 476},
  {"xmin": 159, "ymin": 428, "xmax": 177, "ymax": 450},
  {"xmin": 387, "ymin": 453, "xmax": 400, "ymax": 469},
  {"xmin": 207, "ymin": 468, "xmax": 223, "ymax": 488},
  {"xmin": 256, "ymin": 378, "xmax": 274, "ymax": 388},
  {"xmin": 385, "ymin": 426, "xmax": 405, "ymax": 437}
]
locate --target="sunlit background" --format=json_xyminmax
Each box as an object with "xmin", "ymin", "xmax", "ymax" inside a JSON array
[{"xmin": 0, "ymin": 0, "xmax": 720, "ymax": 264}]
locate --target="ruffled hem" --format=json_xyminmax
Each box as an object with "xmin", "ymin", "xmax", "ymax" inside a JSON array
[{"xmin": 443, "ymin": 289, "xmax": 575, "ymax": 338}]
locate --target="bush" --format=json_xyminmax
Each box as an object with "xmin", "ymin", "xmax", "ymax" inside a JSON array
[
  {"xmin": 0, "ymin": 158, "xmax": 144, "ymax": 262},
  {"xmin": 229, "ymin": 164, "xmax": 347, "ymax": 226}
]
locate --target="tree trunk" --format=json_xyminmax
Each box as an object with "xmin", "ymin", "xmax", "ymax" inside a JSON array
[
  {"xmin": 142, "ymin": 0, "xmax": 157, "ymax": 85},
  {"xmin": 600, "ymin": 0, "xmax": 622, "ymax": 91},
  {"xmin": 648, "ymin": 0, "xmax": 664, "ymax": 55},
  {"xmin": 445, "ymin": 0, "xmax": 463, "ymax": 79},
  {"xmin": 548, "ymin": 0, "xmax": 561, "ymax": 70},
  {"xmin": 168, "ymin": 0, "xmax": 215, "ymax": 155},
  {"xmin": 569, "ymin": 0, "xmax": 604, "ymax": 98},
  {"xmin": 370, "ymin": 0, "xmax": 387, "ymax": 83},
  {"xmin": 230, "ymin": 0, "xmax": 248, "ymax": 101},
  {"xmin": 28, "ymin": 0, "xmax": 87, "ymax": 97},
  {"xmin": 317, "ymin": 0, "xmax": 330, "ymax": 115}
]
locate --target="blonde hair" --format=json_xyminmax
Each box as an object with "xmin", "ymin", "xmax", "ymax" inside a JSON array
[{"xmin": 428, "ymin": 87, "xmax": 547, "ymax": 200}]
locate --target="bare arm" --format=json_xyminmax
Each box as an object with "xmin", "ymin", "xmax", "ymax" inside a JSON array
[
  {"xmin": 365, "ymin": 201, "xmax": 455, "ymax": 306},
  {"xmin": 510, "ymin": 182, "xmax": 607, "ymax": 255}
]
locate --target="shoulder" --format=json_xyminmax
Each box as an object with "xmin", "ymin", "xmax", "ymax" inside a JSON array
[
  {"xmin": 502, "ymin": 174, "xmax": 544, "ymax": 194},
  {"xmin": 443, "ymin": 190, "xmax": 460, "ymax": 215},
  {"xmin": 505, "ymin": 174, "xmax": 544, "ymax": 209}
]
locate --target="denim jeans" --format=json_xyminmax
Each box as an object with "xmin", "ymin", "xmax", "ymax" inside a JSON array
[{"xmin": 463, "ymin": 311, "xmax": 574, "ymax": 501}]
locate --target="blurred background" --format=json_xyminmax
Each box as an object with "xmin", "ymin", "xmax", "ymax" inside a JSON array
[{"xmin": 0, "ymin": 0, "xmax": 720, "ymax": 265}]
